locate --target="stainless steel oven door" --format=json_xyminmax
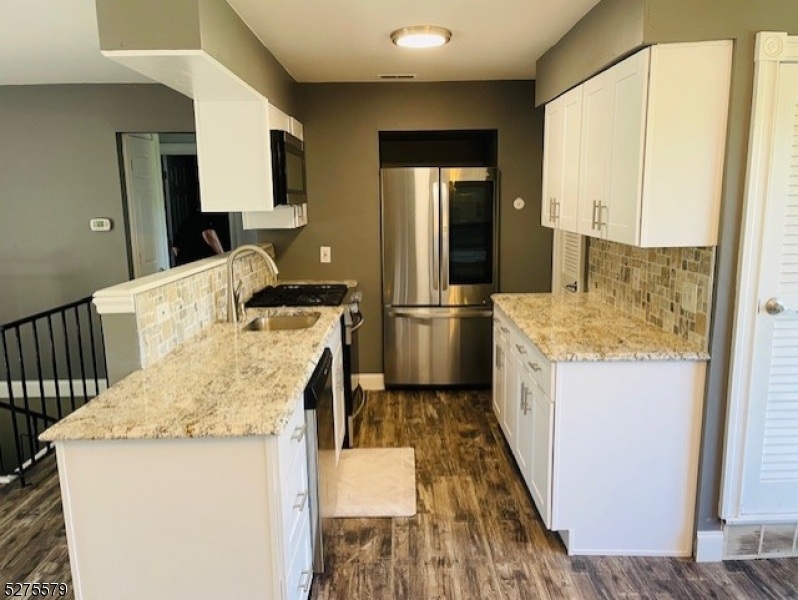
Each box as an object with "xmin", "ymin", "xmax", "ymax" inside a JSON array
[{"xmin": 383, "ymin": 306, "xmax": 493, "ymax": 386}]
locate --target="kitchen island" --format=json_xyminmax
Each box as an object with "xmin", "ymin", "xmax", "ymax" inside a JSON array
[
  {"xmin": 40, "ymin": 305, "xmax": 345, "ymax": 600},
  {"xmin": 491, "ymin": 293, "xmax": 708, "ymax": 557}
]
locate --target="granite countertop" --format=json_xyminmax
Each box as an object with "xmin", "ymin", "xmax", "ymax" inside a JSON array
[
  {"xmin": 40, "ymin": 306, "xmax": 344, "ymax": 442},
  {"xmin": 492, "ymin": 293, "xmax": 709, "ymax": 362}
]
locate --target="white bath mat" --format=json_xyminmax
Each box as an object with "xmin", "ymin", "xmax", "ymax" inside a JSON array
[{"xmin": 321, "ymin": 447, "xmax": 416, "ymax": 518}]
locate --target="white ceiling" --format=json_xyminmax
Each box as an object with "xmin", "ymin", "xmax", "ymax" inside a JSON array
[
  {"xmin": 226, "ymin": 0, "xmax": 601, "ymax": 81},
  {"xmin": 0, "ymin": 0, "xmax": 599, "ymax": 86}
]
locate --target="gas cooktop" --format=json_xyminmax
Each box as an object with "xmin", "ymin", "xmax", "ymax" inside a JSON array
[{"xmin": 246, "ymin": 284, "xmax": 348, "ymax": 308}]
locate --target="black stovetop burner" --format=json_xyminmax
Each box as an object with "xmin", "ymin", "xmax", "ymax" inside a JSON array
[{"xmin": 246, "ymin": 284, "xmax": 348, "ymax": 308}]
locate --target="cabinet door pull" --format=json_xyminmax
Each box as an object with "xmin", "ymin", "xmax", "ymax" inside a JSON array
[
  {"xmin": 591, "ymin": 200, "xmax": 599, "ymax": 230},
  {"xmin": 500, "ymin": 326, "xmax": 510, "ymax": 334},
  {"xmin": 515, "ymin": 343, "xmax": 527, "ymax": 355},
  {"xmin": 495, "ymin": 347, "xmax": 503, "ymax": 368},
  {"xmin": 298, "ymin": 569, "xmax": 313, "ymax": 592},
  {"xmin": 549, "ymin": 197, "xmax": 556, "ymax": 223},
  {"xmin": 291, "ymin": 424, "xmax": 307, "ymax": 442},
  {"xmin": 293, "ymin": 490, "xmax": 309, "ymax": 511},
  {"xmin": 596, "ymin": 201, "xmax": 605, "ymax": 229},
  {"xmin": 528, "ymin": 362, "xmax": 542, "ymax": 373},
  {"xmin": 553, "ymin": 199, "xmax": 560, "ymax": 221}
]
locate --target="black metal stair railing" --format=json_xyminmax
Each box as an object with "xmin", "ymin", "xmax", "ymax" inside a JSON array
[{"xmin": 0, "ymin": 296, "xmax": 107, "ymax": 486}]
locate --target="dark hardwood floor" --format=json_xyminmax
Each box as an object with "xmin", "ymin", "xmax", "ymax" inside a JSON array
[{"xmin": 1, "ymin": 389, "xmax": 796, "ymax": 599}]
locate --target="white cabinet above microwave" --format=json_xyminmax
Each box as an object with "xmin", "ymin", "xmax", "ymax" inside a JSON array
[
  {"xmin": 195, "ymin": 98, "xmax": 306, "ymax": 229},
  {"xmin": 541, "ymin": 40, "xmax": 732, "ymax": 248}
]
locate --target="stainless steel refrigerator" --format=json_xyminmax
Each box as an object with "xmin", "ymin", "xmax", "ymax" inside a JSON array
[{"xmin": 381, "ymin": 167, "xmax": 498, "ymax": 386}]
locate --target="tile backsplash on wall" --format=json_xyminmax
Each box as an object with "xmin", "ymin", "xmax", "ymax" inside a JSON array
[
  {"xmin": 135, "ymin": 252, "xmax": 277, "ymax": 368},
  {"xmin": 588, "ymin": 240, "xmax": 715, "ymax": 349}
]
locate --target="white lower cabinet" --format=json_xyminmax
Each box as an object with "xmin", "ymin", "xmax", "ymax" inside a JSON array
[
  {"xmin": 493, "ymin": 312, "xmax": 554, "ymax": 527},
  {"xmin": 492, "ymin": 306, "xmax": 705, "ymax": 556},
  {"xmin": 53, "ymin": 397, "xmax": 314, "ymax": 600}
]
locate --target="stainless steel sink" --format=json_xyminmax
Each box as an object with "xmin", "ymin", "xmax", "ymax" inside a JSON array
[{"xmin": 242, "ymin": 313, "xmax": 320, "ymax": 332}]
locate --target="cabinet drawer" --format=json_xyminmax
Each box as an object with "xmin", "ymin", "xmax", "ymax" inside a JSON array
[
  {"xmin": 512, "ymin": 332, "xmax": 552, "ymax": 397},
  {"xmin": 281, "ymin": 442, "xmax": 310, "ymax": 556},
  {"xmin": 285, "ymin": 515, "xmax": 313, "ymax": 600},
  {"xmin": 278, "ymin": 399, "xmax": 308, "ymax": 482}
]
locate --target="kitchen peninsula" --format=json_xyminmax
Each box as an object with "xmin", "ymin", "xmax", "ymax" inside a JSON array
[{"xmin": 39, "ymin": 248, "xmax": 354, "ymax": 600}]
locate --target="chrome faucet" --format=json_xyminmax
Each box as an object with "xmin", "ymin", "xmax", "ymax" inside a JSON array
[{"xmin": 226, "ymin": 244, "xmax": 279, "ymax": 324}]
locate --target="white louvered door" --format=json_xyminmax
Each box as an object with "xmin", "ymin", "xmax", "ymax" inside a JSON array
[
  {"xmin": 552, "ymin": 230, "xmax": 586, "ymax": 293},
  {"xmin": 741, "ymin": 62, "xmax": 798, "ymax": 516}
]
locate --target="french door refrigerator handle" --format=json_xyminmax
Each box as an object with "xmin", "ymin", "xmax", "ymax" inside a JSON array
[
  {"xmin": 432, "ymin": 182, "xmax": 440, "ymax": 291},
  {"xmin": 387, "ymin": 308, "xmax": 493, "ymax": 319},
  {"xmin": 441, "ymin": 180, "xmax": 450, "ymax": 292}
]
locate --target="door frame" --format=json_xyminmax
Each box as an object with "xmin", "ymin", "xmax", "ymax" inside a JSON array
[{"xmin": 720, "ymin": 31, "xmax": 798, "ymax": 522}]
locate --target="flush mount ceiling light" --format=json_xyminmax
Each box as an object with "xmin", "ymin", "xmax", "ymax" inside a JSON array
[{"xmin": 391, "ymin": 25, "xmax": 452, "ymax": 49}]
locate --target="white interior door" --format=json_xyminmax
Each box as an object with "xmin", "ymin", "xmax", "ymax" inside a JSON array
[
  {"xmin": 723, "ymin": 33, "xmax": 798, "ymax": 522},
  {"xmin": 122, "ymin": 134, "xmax": 170, "ymax": 278},
  {"xmin": 740, "ymin": 62, "xmax": 798, "ymax": 516}
]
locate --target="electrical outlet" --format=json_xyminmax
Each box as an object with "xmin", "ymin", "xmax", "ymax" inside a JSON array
[{"xmin": 320, "ymin": 246, "xmax": 331, "ymax": 264}]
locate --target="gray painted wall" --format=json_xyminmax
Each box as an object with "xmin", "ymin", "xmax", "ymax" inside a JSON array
[
  {"xmin": 96, "ymin": 0, "xmax": 297, "ymax": 114},
  {"xmin": 0, "ymin": 84, "xmax": 194, "ymax": 324},
  {"xmin": 535, "ymin": 0, "xmax": 798, "ymax": 532},
  {"xmin": 535, "ymin": 0, "xmax": 645, "ymax": 105},
  {"xmin": 261, "ymin": 81, "xmax": 549, "ymax": 374}
]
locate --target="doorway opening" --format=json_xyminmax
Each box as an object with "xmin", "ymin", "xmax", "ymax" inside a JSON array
[{"xmin": 118, "ymin": 132, "xmax": 240, "ymax": 279}]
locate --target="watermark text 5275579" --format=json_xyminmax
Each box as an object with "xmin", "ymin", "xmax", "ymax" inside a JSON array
[{"xmin": 5, "ymin": 583, "xmax": 68, "ymax": 597}]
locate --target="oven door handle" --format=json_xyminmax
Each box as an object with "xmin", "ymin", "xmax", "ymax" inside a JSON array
[{"xmin": 387, "ymin": 308, "xmax": 493, "ymax": 319}]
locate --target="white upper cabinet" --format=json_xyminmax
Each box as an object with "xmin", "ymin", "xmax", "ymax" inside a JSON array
[
  {"xmin": 289, "ymin": 117, "xmax": 304, "ymax": 141},
  {"xmin": 268, "ymin": 103, "xmax": 292, "ymax": 132},
  {"xmin": 195, "ymin": 98, "xmax": 306, "ymax": 229},
  {"xmin": 544, "ymin": 40, "xmax": 732, "ymax": 248},
  {"xmin": 195, "ymin": 98, "xmax": 274, "ymax": 213},
  {"xmin": 542, "ymin": 85, "xmax": 582, "ymax": 232}
]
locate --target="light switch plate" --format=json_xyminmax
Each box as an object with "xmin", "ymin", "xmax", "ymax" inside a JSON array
[{"xmin": 320, "ymin": 246, "xmax": 331, "ymax": 263}]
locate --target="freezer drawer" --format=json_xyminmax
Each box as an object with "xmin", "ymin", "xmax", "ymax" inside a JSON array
[{"xmin": 383, "ymin": 306, "xmax": 493, "ymax": 386}]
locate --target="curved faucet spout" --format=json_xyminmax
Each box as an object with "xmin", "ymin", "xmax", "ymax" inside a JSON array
[{"xmin": 226, "ymin": 245, "xmax": 279, "ymax": 324}]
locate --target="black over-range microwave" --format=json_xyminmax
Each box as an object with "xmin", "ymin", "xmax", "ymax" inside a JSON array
[{"xmin": 270, "ymin": 130, "xmax": 307, "ymax": 206}]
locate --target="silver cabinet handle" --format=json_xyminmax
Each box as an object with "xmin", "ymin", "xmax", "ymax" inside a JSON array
[
  {"xmin": 553, "ymin": 199, "xmax": 560, "ymax": 221},
  {"xmin": 293, "ymin": 490, "xmax": 309, "ymax": 511},
  {"xmin": 495, "ymin": 347, "xmax": 503, "ymax": 369},
  {"xmin": 515, "ymin": 344, "xmax": 527, "ymax": 355},
  {"xmin": 299, "ymin": 569, "xmax": 312, "ymax": 592},
  {"xmin": 521, "ymin": 384, "xmax": 530, "ymax": 414},
  {"xmin": 596, "ymin": 201, "xmax": 605, "ymax": 229},
  {"xmin": 549, "ymin": 197, "xmax": 556, "ymax": 223},
  {"xmin": 528, "ymin": 362, "xmax": 542, "ymax": 373},
  {"xmin": 591, "ymin": 200, "xmax": 598, "ymax": 230},
  {"xmin": 291, "ymin": 424, "xmax": 307, "ymax": 442},
  {"xmin": 500, "ymin": 326, "xmax": 510, "ymax": 334}
]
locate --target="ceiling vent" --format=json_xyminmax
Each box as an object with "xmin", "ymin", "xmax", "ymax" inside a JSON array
[{"xmin": 378, "ymin": 74, "xmax": 416, "ymax": 80}]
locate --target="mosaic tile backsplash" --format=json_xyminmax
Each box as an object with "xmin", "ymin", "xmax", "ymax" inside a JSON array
[
  {"xmin": 587, "ymin": 240, "xmax": 715, "ymax": 349},
  {"xmin": 135, "ymin": 252, "xmax": 277, "ymax": 368}
]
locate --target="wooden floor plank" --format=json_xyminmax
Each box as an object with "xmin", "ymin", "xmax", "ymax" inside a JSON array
[{"xmin": 1, "ymin": 389, "xmax": 797, "ymax": 600}]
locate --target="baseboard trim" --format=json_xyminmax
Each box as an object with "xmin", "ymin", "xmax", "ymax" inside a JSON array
[
  {"xmin": 0, "ymin": 379, "xmax": 107, "ymax": 400},
  {"xmin": 356, "ymin": 373, "xmax": 385, "ymax": 391},
  {"xmin": 695, "ymin": 530, "xmax": 725, "ymax": 562}
]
